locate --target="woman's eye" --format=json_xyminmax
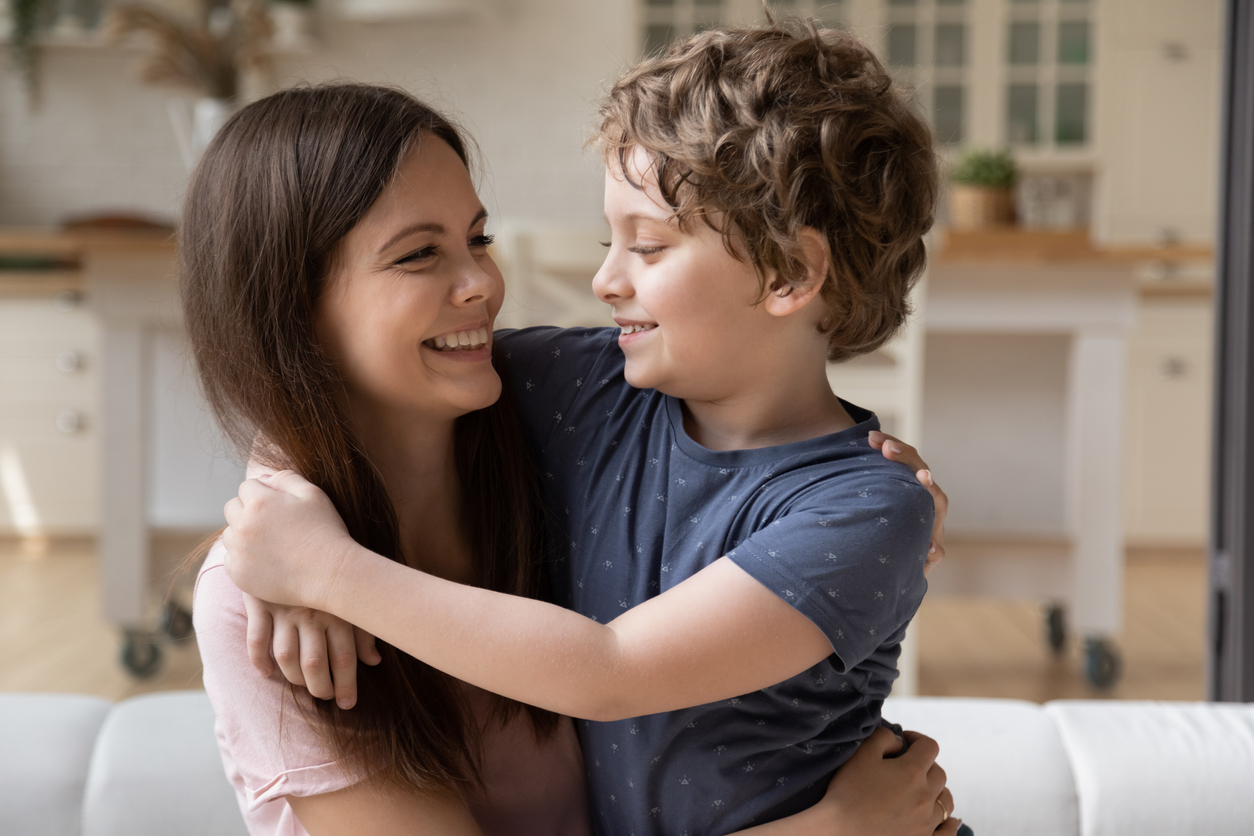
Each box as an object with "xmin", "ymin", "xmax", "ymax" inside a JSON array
[
  {"xmin": 470, "ymin": 233, "xmax": 496, "ymax": 249},
  {"xmin": 396, "ymin": 246, "xmax": 437, "ymax": 266}
]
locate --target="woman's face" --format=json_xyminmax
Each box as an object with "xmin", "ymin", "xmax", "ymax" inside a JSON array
[{"xmin": 317, "ymin": 135, "xmax": 504, "ymax": 425}]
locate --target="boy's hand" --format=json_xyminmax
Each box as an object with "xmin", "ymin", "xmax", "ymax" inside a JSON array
[
  {"xmin": 223, "ymin": 471, "xmax": 358, "ymax": 611},
  {"xmin": 869, "ymin": 431, "xmax": 948, "ymax": 575},
  {"xmin": 241, "ymin": 592, "xmax": 381, "ymax": 709},
  {"xmin": 818, "ymin": 727, "xmax": 961, "ymax": 836}
]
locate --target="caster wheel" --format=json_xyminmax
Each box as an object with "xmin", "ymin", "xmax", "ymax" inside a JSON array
[
  {"xmin": 1045, "ymin": 604, "xmax": 1067, "ymax": 655},
  {"xmin": 1083, "ymin": 638, "xmax": 1121, "ymax": 689},
  {"xmin": 163, "ymin": 601, "xmax": 194, "ymax": 641},
  {"xmin": 121, "ymin": 632, "xmax": 163, "ymax": 678}
]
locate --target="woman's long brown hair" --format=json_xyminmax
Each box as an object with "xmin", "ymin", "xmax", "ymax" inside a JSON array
[{"xmin": 180, "ymin": 83, "xmax": 556, "ymax": 795}]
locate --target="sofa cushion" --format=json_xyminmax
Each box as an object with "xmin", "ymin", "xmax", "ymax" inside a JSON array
[
  {"xmin": 0, "ymin": 693, "xmax": 112, "ymax": 836},
  {"xmin": 82, "ymin": 691, "xmax": 246, "ymax": 836},
  {"xmin": 1045, "ymin": 700, "xmax": 1254, "ymax": 836},
  {"xmin": 885, "ymin": 696, "xmax": 1079, "ymax": 836}
]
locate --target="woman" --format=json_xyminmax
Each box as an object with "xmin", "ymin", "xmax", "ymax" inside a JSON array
[{"xmin": 185, "ymin": 83, "xmax": 951, "ymax": 835}]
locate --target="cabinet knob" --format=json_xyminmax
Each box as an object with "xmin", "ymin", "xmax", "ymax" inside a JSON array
[
  {"xmin": 55, "ymin": 411, "xmax": 83, "ymax": 434},
  {"xmin": 1157, "ymin": 357, "xmax": 1188, "ymax": 379},
  {"xmin": 55, "ymin": 351, "xmax": 83, "ymax": 373},
  {"xmin": 53, "ymin": 290, "xmax": 83, "ymax": 311}
]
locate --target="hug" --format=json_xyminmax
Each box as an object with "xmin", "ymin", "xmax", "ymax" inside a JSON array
[{"xmin": 184, "ymin": 20, "xmax": 965, "ymax": 836}]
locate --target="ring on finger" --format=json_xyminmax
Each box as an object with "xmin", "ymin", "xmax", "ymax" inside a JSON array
[{"xmin": 936, "ymin": 798, "xmax": 949, "ymax": 822}]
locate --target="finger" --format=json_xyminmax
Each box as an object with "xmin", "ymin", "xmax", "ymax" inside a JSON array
[
  {"xmin": 241, "ymin": 593, "xmax": 275, "ymax": 677},
  {"xmin": 299, "ymin": 618, "xmax": 335, "ymax": 701},
  {"xmin": 272, "ymin": 617, "xmax": 307, "ymax": 688},
  {"xmin": 855, "ymin": 725, "xmax": 905, "ymax": 760},
  {"xmin": 327, "ymin": 620, "xmax": 359, "ymax": 709},
  {"xmin": 261, "ymin": 469, "xmax": 321, "ymax": 500},
  {"xmin": 223, "ymin": 496, "xmax": 244, "ymax": 527},
  {"xmin": 937, "ymin": 787, "xmax": 954, "ymax": 818},
  {"xmin": 868, "ymin": 430, "xmax": 887, "ymax": 449},
  {"xmin": 355, "ymin": 626, "xmax": 383, "ymax": 666},
  {"xmin": 926, "ymin": 761, "xmax": 948, "ymax": 797},
  {"xmin": 880, "ymin": 434, "xmax": 930, "ymax": 474},
  {"xmin": 900, "ymin": 730, "xmax": 940, "ymax": 767}
]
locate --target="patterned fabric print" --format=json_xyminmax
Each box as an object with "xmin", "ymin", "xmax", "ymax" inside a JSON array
[{"xmin": 495, "ymin": 327, "xmax": 933, "ymax": 836}]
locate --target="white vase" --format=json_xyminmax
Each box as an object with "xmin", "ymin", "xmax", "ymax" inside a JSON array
[{"xmin": 168, "ymin": 98, "xmax": 238, "ymax": 170}]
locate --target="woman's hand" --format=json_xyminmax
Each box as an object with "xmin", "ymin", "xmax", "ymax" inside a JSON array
[
  {"xmin": 735, "ymin": 726, "xmax": 959, "ymax": 836},
  {"xmin": 869, "ymin": 431, "xmax": 948, "ymax": 575},
  {"xmin": 819, "ymin": 727, "xmax": 960, "ymax": 836},
  {"xmin": 241, "ymin": 592, "xmax": 381, "ymax": 709},
  {"xmin": 223, "ymin": 471, "xmax": 359, "ymax": 610}
]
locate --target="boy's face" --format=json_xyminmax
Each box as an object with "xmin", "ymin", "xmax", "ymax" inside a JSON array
[{"xmin": 593, "ymin": 147, "xmax": 787, "ymax": 400}]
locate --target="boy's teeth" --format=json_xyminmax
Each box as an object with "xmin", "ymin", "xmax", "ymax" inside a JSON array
[{"xmin": 427, "ymin": 327, "xmax": 490, "ymax": 352}]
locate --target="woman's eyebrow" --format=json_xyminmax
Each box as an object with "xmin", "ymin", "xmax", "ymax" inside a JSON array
[{"xmin": 378, "ymin": 222, "xmax": 444, "ymax": 255}]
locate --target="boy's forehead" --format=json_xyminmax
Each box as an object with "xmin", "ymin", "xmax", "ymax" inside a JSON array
[{"xmin": 605, "ymin": 146, "xmax": 674, "ymax": 219}]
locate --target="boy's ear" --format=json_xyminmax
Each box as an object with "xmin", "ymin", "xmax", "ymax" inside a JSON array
[{"xmin": 762, "ymin": 227, "xmax": 830, "ymax": 318}]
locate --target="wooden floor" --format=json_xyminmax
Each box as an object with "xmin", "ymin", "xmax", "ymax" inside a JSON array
[{"xmin": 0, "ymin": 539, "xmax": 1208, "ymax": 703}]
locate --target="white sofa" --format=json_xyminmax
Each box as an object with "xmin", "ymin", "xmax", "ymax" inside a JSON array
[{"xmin": 2, "ymin": 691, "xmax": 1253, "ymax": 836}]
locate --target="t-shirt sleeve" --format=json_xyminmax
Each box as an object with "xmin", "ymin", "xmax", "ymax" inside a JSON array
[
  {"xmin": 494, "ymin": 327, "xmax": 619, "ymax": 450},
  {"xmin": 193, "ymin": 544, "xmax": 365, "ymax": 809},
  {"xmin": 726, "ymin": 474, "xmax": 933, "ymax": 674}
]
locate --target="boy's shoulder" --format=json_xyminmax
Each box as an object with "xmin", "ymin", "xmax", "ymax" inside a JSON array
[{"xmin": 494, "ymin": 325, "xmax": 619, "ymax": 367}]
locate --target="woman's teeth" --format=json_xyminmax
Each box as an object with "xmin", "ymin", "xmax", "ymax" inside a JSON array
[
  {"xmin": 620, "ymin": 324, "xmax": 656, "ymax": 335},
  {"xmin": 426, "ymin": 327, "xmax": 490, "ymax": 351}
]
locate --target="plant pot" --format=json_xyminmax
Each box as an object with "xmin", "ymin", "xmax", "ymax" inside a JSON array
[{"xmin": 949, "ymin": 185, "xmax": 1016, "ymax": 231}]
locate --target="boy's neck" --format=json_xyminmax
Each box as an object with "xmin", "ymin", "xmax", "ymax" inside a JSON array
[{"xmin": 678, "ymin": 361, "xmax": 856, "ymax": 452}]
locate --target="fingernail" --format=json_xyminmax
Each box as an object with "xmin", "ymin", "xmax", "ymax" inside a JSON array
[
  {"xmin": 922, "ymin": 470, "xmax": 933, "ymax": 485},
  {"xmin": 887, "ymin": 441, "xmax": 903, "ymax": 454},
  {"xmin": 930, "ymin": 545, "xmax": 937, "ymax": 554},
  {"xmin": 338, "ymin": 698, "xmax": 354, "ymax": 709}
]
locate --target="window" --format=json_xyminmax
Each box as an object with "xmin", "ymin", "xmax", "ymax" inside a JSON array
[
  {"xmin": 884, "ymin": 0, "xmax": 970, "ymax": 146},
  {"xmin": 771, "ymin": 0, "xmax": 847, "ymax": 28},
  {"xmin": 1005, "ymin": 0, "xmax": 1093, "ymax": 147},
  {"xmin": 641, "ymin": 0, "xmax": 727, "ymax": 55}
]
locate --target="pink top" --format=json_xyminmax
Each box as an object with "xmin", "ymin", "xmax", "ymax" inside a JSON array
[{"xmin": 194, "ymin": 543, "xmax": 592, "ymax": 836}]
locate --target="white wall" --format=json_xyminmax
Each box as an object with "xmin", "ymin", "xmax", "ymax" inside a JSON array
[{"xmin": 0, "ymin": 0, "xmax": 637, "ymax": 228}]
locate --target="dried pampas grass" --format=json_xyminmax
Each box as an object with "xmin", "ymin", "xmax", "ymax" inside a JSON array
[{"xmin": 103, "ymin": 0, "xmax": 274, "ymax": 100}]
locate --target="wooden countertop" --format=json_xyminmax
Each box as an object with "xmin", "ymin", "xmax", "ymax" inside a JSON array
[
  {"xmin": 934, "ymin": 228, "xmax": 1215, "ymax": 298},
  {"xmin": 0, "ymin": 227, "xmax": 176, "ymax": 296}
]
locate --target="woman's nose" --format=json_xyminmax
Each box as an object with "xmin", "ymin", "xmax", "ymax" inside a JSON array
[{"xmin": 454, "ymin": 256, "xmax": 498, "ymax": 305}]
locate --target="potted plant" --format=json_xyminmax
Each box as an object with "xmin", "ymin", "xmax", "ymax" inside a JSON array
[
  {"xmin": 949, "ymin": 148, "xmax": 1018, "ymax": 231},
  {"xmin": 102, "ymin": 0, "xmax": 274, "ymax": 164}
]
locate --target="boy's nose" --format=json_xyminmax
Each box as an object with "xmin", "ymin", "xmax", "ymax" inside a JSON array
[{"xmin": 592, "ymin": 252, "xmax": 631, "ymax": 303}]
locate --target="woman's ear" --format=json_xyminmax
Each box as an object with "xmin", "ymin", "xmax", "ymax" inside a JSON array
[{"xmin": 762, "ymin": 227, "xmax": 830, "ymax": 318}]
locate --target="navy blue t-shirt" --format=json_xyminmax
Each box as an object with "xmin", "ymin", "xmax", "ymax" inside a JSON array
[{"xmin": 495, "ymin": 327, "xmax": 933, "ymax": 836}]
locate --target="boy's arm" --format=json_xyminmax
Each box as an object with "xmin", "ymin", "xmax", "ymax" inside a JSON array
[{"xmin": 224, "ymin": 471, "xmax": 918, "ymax": 721}]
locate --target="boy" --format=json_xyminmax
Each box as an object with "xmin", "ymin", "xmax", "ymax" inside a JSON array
[{"xmin": 225, "ymin": 21, "xmax": 958, "ymax": 835}]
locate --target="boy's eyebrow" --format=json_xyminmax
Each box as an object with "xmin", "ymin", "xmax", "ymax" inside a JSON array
[
  {"xmin": 610, "ymin": 211, "xmax": 678, "ymax": 226},
  {"xmin": 377, "ymin": 208, "xmax": 489, "ymax": 254}
]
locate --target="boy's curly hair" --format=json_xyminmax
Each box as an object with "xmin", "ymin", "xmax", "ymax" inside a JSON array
[{"xmin": 593, "ymin": 21, "xmax": 938, "ymax": 362}]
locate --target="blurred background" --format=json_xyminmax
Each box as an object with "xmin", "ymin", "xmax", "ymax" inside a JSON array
[{"xmin": 0, "ymin": 0, "xmax": 1222, "ymax": 703}]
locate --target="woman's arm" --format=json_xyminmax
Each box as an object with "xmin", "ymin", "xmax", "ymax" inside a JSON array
[{"xmin": 289, "ymin": 775, "xmax": 483, "ymax": 836}]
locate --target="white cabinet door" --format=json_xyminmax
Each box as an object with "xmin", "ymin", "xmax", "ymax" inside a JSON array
[
  {"xmin": 1122, "ymin": 295, "xmax": 1213, "ymax": 546},
  {"xmin": 0, "ymin": 299, "xmax": 99, "ymax": 535}
]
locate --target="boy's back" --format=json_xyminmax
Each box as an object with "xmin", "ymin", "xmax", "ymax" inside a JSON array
[{"xmin": 499, "ymin": 326, "xmax": 932, "ymax": 835}]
